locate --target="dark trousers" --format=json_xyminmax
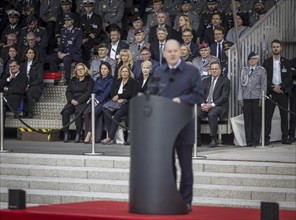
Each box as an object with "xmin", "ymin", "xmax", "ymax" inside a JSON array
[
  {"xmin": 197, "ymin": 106, "xmax": 223, "ymax": 139},
  {"xmin": 172, "ymin": 144, "xmax": 193, "ymax": 205},
  {"xmin": 243, "ymin": 99, "xmax": 261, "ymax": 145},
  {"xmin": 62, "ymin": 104, "xmax": 85, "ymax": 133},
  {"xmin": 265, "ymin": 92, "xmax": 289, "ymax": 140},
  {"xmin": 103, "ymin": 103, "xmax": 128, "ymax": 139},
  {"xmin": 24, "ymin": 87, "xmax": 42, "ymax": 115},
  {"xmin": 83, "ymin": 107, "xmax": 104, "ymax": 142},
  {"xmin": 289, "ymin": 86, "xmax": 296, "ymax": 138},
  {"xmin": 82, "ymin": 39, "xmax": 100, "ymax": 66}
]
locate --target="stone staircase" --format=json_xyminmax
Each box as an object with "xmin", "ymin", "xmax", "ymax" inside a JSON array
[
  {"xmin": 0, "ymin": 153, "xmax": 295, "ymax": 210},
  {"xmin": 5, "ymin": 84, "xmax": 75, "ymax": 129}
]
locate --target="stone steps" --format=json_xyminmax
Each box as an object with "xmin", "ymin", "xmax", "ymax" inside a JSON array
[{"xmin": 0, "ymin": 154, "xmax": 295, "ymax": 209}]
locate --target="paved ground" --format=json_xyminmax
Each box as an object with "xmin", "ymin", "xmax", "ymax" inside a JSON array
[{"xmin": 1, "ymin": 137, "xmax": 295, "ymax": 163}]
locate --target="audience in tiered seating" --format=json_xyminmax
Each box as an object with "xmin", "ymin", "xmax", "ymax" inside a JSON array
[{"xmin": 1, "ymin": 0, "xmax": 293, "ymax": 145}]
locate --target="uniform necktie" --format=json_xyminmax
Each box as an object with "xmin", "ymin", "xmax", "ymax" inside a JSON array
[
  {"xmin": 159, "ymin": 43, "xmax": 163, "ymax": 65},
  {"xmin": 207, "ymin": 77, "xmax": 217, "ymax": 103},
  {"xmin": 248, "ymin": 68, "xmax": 254, "ymax": 77},
  {"xmin": 138, "ymin": 44, "xmax": 141, "ymax": 51}
]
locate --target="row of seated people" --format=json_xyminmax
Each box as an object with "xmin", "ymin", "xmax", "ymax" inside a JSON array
[
  {"xmin": 0, "ymin": 40, "xmax": 295, "ymax": 147},
  {"xmin": 0, "ymin": 0, "xmax": 274, "ymax": 79}
]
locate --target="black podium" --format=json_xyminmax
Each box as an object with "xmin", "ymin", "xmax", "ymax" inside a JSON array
[{"xmin": 129, "ymin": 95, "xmax": 194, "ymax": 215}]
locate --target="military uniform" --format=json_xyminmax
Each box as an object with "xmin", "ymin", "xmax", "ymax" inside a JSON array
[
  {"xmin": 55, "ymin": 12, "xmax": 80, "ymax": 41},
  {"xmin": 192, "ymin": 55, "xmax": 219, "ymax": 80},
  {"xmin": 0, "ymin": 10, "xmax": 21, "ymax": 44},
  {"xmin": 129, "ymin": 41, "xmax": 150, "ymax": 62},
  {"xmin": 60, "ymin": 26, "xmax": 83, "ymax": 78},
  {"xmin": 190, "ymin": 0, "xmax": 207, "ymax": 14},
  {"xmin": 80, "ymin": 12, "xmax": 103, "ymax": 63},
  {"xmin": 89, "ymin": 56, "xmax": 116, "ymax": 80},
  {"xmin": 97, "ymin": 0, "xmax": 125, "ymax": 28},
  {"xmin": 18, "ymin": 26, "xmax": 48, "ymax": 49},
  {"xmin": 162, "ymin": 0, "xmax": 181, "ymax": 21},
  {"xmin": 39, "ymin": 0, "xmax": 60, "ymax": 23},
  {"xmin": 146, "ymin": 11, "xmax": 172, "ymax": 29},
  {"xmin": 127, "ymin": 27, "xmax": 149, "ymax": 44},
  {"xmin": 173, "ymin": 11, "xmax": 200, "ymax": 32},
  {"xmin": 238, "ymin": 65, "xmax": 267, "ymax": 146}
]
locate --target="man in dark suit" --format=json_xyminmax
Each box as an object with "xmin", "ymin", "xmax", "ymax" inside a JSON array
[
  {"xmin": 182, "ymin": 29, "xmax": 199, "ymax": 57},
  {"xmin": 263, "ymin": 39, "xmax": 292, "ymax": 145},
  {"xmin": 153, "ymin": 39, "xmax": 204, "ymax": 212},
  {"xmin": 2, "ymin": 59, "xmax": 28, "ymax": 123},
  {"xmin": 197, "ymin": 61, "xmax": 230, "ymax": 147},
  {"xmin": 107, "ymin": 27, "xmax": 129, "ymax": 61},
  {"xmin": 150, "ymin": 26, "xmax": 168, "ymax": 65},
  {"xmin": 148, "ymin": 11, "xmax": 173, "ymax": 44},
  {"xmin": 210, "ymin": 26, "xmax": 228, "ymax": 68},
  {"xmin": 133, "ymin": 47, "xmax": 159, "ymax": 78},
  {"xmin": 203, "ymin": 12, "xmax": 224, "ymax": 46}
]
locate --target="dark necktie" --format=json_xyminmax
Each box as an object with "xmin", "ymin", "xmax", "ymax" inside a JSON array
[
  {"xmin": 159, "ymin": 43, "xmax": 163, "ymax": 65},
  {"xmin": 207, "ymin": 77, "xmax": 217, "ymax": 103},
  {"xmin": 108, "ymin": 0, "xmax": 112, "ymax": 6},
  {"xmin": 248, "ymin": 68, "xmax": 254, "ymax": 77},
  {"xmin": 138, "ymin": 44, "xmax": 141, "ymax": 51},
  {"xmin": 218, "ymin": 43, "xmax": 222, "ymax": 61}
]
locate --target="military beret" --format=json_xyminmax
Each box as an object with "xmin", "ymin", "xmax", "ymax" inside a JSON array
[
  {"xmin": 181, "ymin": 0, "xmax": 192, "ymax": 4},
  {"xmin": 134, "ymin": 28, "xmax": 144, "ymax": 35},
  {"xmin": 98, "ymin": 43, "xmax": 108, "ymax": 49},
  {"xmin": 61, "ymin": 0, "xmax": 72, "ymax": 4},
  {"xmin": 132, "ymin": 14, "xmax": 142, "ymax": 23},
  {"xmin": 83, "ymin": 0, "xmax": 95, "ymax": 6},
  {"xmin": 199, "ymin": 42, "xmax": 209, "ymax": 50},
  {"xmin": 7, "ymin": 9, "xmax": 20, "ymax": 18},
  {"xmin": 248, "ymin": 51, "xmax": 258, "ymax": 60},
  {"xmin": 206, "ymin": 0, "xmax": 217, "ymax": 4},
  {"xmin": 64, "ymin": 13, "xmax": 74, "ymax": 20}
]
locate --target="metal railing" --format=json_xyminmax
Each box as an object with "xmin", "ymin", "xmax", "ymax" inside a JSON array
[{"xmin": 228, "ymin": 0, "xmax": 296, "ymax": 117}]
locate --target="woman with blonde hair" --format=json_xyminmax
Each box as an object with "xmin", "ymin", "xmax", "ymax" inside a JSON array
[
  {"xmin": 101, "ymin": 65, "xmax": 136, "ymax": 144},
  {"xmin": 61, "ymin": 63, "xmax": 94, "ymax": 143},
  {"xmin": 114, "ymin": 49, "xmax": 134, "ymax": 79},
  {"xmin": 180, "ymin": 44, "xmax": 194, "ymax": 64},
  {"xmin": 172, "ymin": 15, "xmax": 197, "ymax": 43},
  {"xmin": 136, "ymin": 60, "xmax": 153, "ymax": 93}
]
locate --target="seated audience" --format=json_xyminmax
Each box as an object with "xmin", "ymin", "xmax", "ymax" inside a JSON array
[
  {"xmin": 136, "ymin": 60, "xmax": 153, "ymax": 93},
  {"xmin": 101, "ymin": 65, "xmax": 136, "ymax": 144},
  {"xmin": 180, "ymin": 44, "xmax": 194, "ymax": 63},
  {"xmin": 150, "ymin": 27, "xmax": 168, "ymax": 65},
  {"xmin": 21, "ymin": 48, "xmax": 44, "ymax": 118},
  {"xmin": 192, "ymin": 42, "xmax": 219, "ymax": 81},
  {"xmin": 61, "ymin": 63, "xmax": 94, "ymax": 143},
  {"xmin": 83, "ymin": 62, "xmax": 113, "ymax": 143},
  {"xmin": 226, "ymin": 13, "xmax": 249, "ymax": 44},
  {"xmin": 89, "ymin": 43, "xmax": 116, "ymax": 80},
  {"xmin": 196, "ymin": 62, "xmax": 230, "ymax": 147}
]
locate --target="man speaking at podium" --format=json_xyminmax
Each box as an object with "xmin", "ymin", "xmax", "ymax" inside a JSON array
[{"xmin": 153, "ymin": 39, "xmax": 204, "ymax": 212}]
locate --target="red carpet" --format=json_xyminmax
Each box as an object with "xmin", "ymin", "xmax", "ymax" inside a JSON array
[{"xmin": 0, "ymin": 201, "xmax": 295, "ymax": 220}]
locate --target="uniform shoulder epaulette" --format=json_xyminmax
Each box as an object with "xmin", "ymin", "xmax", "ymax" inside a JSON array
[
  {"xmin": 258, "ymin": 66, "xmax": 265, "ymax": 70},
  {"xmin": 21, "ymin": 27, "xmax": 27, "ymax": 30},
  {"xmin": 39, "ymin": 27, "xmax": 46, "ymax": 30},
  {"xmin": 242, "ymin": 66, "xmax": 248, "ymax": 70},
  {"xmin": 130, "ymin": 43, "xmax": 137, "ymax": 47},
  {"xmin": 211, "ymin": 55, "xmax": 218, "ymax": 59}
]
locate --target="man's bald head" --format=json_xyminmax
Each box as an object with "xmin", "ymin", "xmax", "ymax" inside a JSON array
[{"xmin": 164, "ymin": 39, "xmax": 181, "ymax": 66}]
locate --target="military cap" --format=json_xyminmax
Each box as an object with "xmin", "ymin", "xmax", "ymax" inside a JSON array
[
  {"xmin": 98, "ymin": 43, "xmax": 108, "ymax": 49},
  {"xmin": 83, "ymin": 0, "xmax": 95, "ymax": 6},
  {"xmin": 181, "ymin": 0, "xmax": 192, "ymax": 4},
  {"xmin": 61, "ymin": 0, "xmax": 72, "ymax": 4},
  {"xmin": 64, "ymin": 13, "xmax": 74, "ymax": 20},
  {"xmin": 132, "ymin": 14, "xmax": 142, "ymax": 23},
  {"xmin": 199, "ymin": 42, "xmax": 209, "ymax": 50},
  {"xmin": 248, "ymin": 51, "xmax": 258, "ymax": 60},
  {"xmin": 254, "ymin": 0, "xmax": 264, "ymax": 4},
  {"xmin": 134, "ymin": 28, "xmax": 144, "ymax": 35},
  {"xmin": 206, "ymin": 0, "xmax": 217, "ymax": 4},
  {"xmin": 7, "ymin": 9, "xmax": 20, "ymax": 18}
]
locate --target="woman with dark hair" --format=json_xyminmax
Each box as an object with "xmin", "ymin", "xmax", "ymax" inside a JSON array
[
  {"xmin": 61, "ymin": 63, "xmax": 94, "ymax": 143},
  {"xmin": 83, "ymin": 62, "xmax": 114, "ymax": 143},
  {"xmin": 20, "ymin": 47, "xmax": 44, "ymax": 118},
  {"xmin": 101, "ymin": 65, "xmax": 136, "ymax": 144},
  {"xmin": 226, "ymin": 13, "xmax": 249, "ymax": 44}
]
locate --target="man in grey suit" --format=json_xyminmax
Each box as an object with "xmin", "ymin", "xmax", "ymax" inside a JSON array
[
  {"xmin": 197, "ymin": 61, "xmax": 230, "ymax": 147},
  {"xmin": 153, "ymin": 39, "xmax": 204, "ymax": 212}
]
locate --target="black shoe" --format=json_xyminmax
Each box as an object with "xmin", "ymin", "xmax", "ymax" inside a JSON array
[
  {"xmin": 282, "ymin": 139, "xmax": 292, "ymax": 145},
  {"xmin": 63, "ymin": 132, "xmax": 69, "ymax": 143},
  {"xmin": 186, "ymin": 203, "xmax": 192, "ymax": 213},
  {"xmin": 288, "ymin": 136, "xmax": 295, "ymax": 143},
  {"xmin": 124, "ymin": 141, "xmax": 130, "ymax": 145},
  {"xmin": 74, "ymin": 132, "xmax": 81, "ymax": 143},
  {"xmin": 208, "ymin": 138, "xmax": 217, "ymax": 148},
  {"xmin": 264, "ymin": 139, "xmax": 270, "ymax": 146}
]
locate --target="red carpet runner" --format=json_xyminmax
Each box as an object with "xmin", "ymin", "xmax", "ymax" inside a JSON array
[{"xmin": 0, "ymin": 201, "xmax": 295, "ymax": 220}]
